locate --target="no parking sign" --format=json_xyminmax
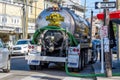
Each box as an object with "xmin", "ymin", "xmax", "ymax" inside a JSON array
[{"xmin": 100, "ymin": 26, "xmax": 108, "ymax": 38}]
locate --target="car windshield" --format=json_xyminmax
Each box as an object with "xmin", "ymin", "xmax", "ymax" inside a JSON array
[{"xmin": 16, "ymin": 40, "xmax": 29, "ymax": 45}]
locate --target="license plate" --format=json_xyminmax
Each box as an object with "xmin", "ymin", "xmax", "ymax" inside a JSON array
[
  {"xmin": 68, "ymin": 62, "xmax": 78, "ymax": 68},
  {"xmin": 31, "ymin": 60, "xmax": 39, "ymax": 63},
  {"xmin": 69, "ymin": 63, "xmax": 77, "ymax": 66}
]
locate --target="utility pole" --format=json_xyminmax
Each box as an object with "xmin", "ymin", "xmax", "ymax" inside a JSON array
[
  {"xmin": 22, "ymin": 0, "xmax": 29, "ymax": 39},
  {"xmin": 116, "ymin": 0, "xmax": 120, "ymax": 61},
  {"xmin": 34, "ymin": 0, "xmax": 38, "ymax": 30},
  {"xmin": 22, "ymin": 0, "xmax": 26, "ymax": 39},
  {"xmin": 103, "ymin": 0, "xmax": 112, "ymax": 77},
  {"xmin": 25, "ymin": 0, "xmax": 29, "ymax": 39},
  {"xmin": 35, "ymin": 2, "xmax": 37, "ymax": 22},
  {"xmin": 84, "ymin": 0, "xmax": 86, "ymax": 19}
]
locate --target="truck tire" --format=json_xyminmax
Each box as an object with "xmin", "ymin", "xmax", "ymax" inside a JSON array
[
  {"xmin": 84, "ymin": 49, "xmax": 88, "ymax": 65},
  {"xmin": 29, "ymin": 64, "xmax": 42, "ymax": 70},
  {"xmin": 29, "ymin": 65, "xmax": 36, "ymax": 70},
  {"xmin": 81, "ymin": 50, "xmax": 85, "ymax": 70},
  {"xmin": 73, "ymin": 56, "xmax": 82, "ymax": 72},
  {"xmin": 43, "ymin": 63, "xmax": 49, "ymax": 68},
  {"xmin": 3, "ymin": 59, "xmax": 10, "ymax": 73}
]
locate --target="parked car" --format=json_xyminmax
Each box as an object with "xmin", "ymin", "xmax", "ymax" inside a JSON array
[
  {"xmin": 12, "ymin": 39, "xmax": 32, "ymax": 55},
  {"xmin": 0, "ymin": 39, "xmax": 10, "ymax": 72}
]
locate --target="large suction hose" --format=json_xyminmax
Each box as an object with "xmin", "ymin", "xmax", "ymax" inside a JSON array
[
  {"xmin": 32, "ymin": 26, "xmax": 78, "ymax": 46},
  {"xmin": 65, "ymin": 62, "xmax": 120, "ymax": 78}
]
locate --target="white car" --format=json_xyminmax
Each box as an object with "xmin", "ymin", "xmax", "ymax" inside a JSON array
[
  {"xmin": 12, "ymin": 39, "xmax": 32, "ymax": 55},
  {"xmin": 0, "ymin": 40, "xmax": 10, "ymax": 72}
]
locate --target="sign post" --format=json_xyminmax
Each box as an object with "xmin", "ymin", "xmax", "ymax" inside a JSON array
[
  {"xmin": 95, "ymin": 0, "xmax": 116, "ymax": 77},
  {"xmin": 100, "ymin": 26, "xmax": 108, "ymax": 73}
]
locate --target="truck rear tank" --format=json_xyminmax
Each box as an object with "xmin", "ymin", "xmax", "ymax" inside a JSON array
[{"xmin": 33, "ymin": 7, "xmax": 91, "ymax": 55}]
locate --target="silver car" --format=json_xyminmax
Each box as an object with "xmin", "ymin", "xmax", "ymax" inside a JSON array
[{"xmin": 0, "ymin": 40, "xmax": 10, "ymax": 72}]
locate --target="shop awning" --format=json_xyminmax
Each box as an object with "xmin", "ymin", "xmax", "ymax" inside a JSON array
[{"xmin": 97, "ymin": 10, "xmax": 120, "ymax": 20}]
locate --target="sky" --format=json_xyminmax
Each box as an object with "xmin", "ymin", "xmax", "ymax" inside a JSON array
[{"xmin": 81, "ymin": 0, "xmax": 116, "ymax": 18}]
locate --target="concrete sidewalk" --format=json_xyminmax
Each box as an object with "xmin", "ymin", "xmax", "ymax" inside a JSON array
[{"xmin": 92, "ymin": 60, "xmax": 120, "ymax": 80}]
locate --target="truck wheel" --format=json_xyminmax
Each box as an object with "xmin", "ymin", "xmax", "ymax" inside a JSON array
[
  {"xmin": 43, "ymin": 63, "xmax": 49, "ymax": 68},
  {"xmin": 3, "ymin": 59, "xmax": 10, "ymax": 73},
  {"xmin": 29, "ymin": 65, "xmax": 36, "ymax": 70},
  {"xmin": 74, "ymin": 56, "xmax": 82, "ymax": 72},
  {"xmin": 78, "ymin": 56, "xmax": 82, "ymax": 70},
  {"xmin": 36, "ymin": 65, "xmax": 42, "ymax": 70},
  {"xmin": 81, "ymin": 50, "xmax": 85, "ymax": 70}
]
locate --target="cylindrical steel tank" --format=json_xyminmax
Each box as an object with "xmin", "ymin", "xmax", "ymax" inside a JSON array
[{"xmin": 36, "ymin": 7, "xmax": 91, "ymax": 37}]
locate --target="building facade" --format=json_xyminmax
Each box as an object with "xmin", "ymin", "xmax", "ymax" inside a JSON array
[
  {"xmin": 0, "ymin": 0, "xmax": 44, "ymax": 44},
  {"xmin": 0, "ymin": 1, "xmax": 22, "ymax": 44}
]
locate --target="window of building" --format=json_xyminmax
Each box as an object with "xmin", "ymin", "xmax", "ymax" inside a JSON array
[
  {"xmin": 12, "ymin": 18, "xmax": 20, "ymax": 24},
  {"xmin": 2, "ymin": 17, "xmax": 4, "ymax": 23},
  {"xmin": 4, "ymin": 17, "xmax": 7, "ymax": 23},
  {"xmin": 13, "ymin": 0, "xmax": 23, "ymax": 3},
  {"xmin": 2, "ymin": 17, "xmax": 7, "ymax": 23},
  {"xmin": 0, "ymin": 16, "xmax": 2, "ymax": 23},
  {"xmin": 12, "ymin": 18, "xmax": 14, "ymax": 24},
  {"xmin": 30, "ymin": 6, "xmax": 33, "ymax": 14},
  {"xmin": 17, "ymin": 19, "xmax": 19, "ymax": 24}
]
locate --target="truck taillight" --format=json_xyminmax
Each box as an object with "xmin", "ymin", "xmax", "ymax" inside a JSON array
[
  {"xmin": 29, "ymin": 45, "xmax": 34, "ymax": 49},
  {"xmin": 73, "ymin": 48, "xmax": 79, "ymax": 52},
  {"xmin": 31, "ymin": 46, "xmax": 34, "ymax": 49},
  {"xmin": 28, "ymin": 46, "xmax": 31, "ymax": 49}
]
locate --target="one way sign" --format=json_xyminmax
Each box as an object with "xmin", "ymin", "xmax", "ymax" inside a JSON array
[{"xmin": 95, "ymin": 1, "xmax": 116, "ymax": 9}]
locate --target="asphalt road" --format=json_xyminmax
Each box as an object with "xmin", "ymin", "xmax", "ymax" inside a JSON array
[{"xmin": 0, "ymin": 56, "xmax": 95, "ymax": 80}]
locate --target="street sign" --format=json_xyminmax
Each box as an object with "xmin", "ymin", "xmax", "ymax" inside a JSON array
[
  {"xmin": 100, "ymin": 26, "xmax": 108, "ymax": 38},
  {"xmin": 95, "ymin": 1, "xmax": 116, "ymax": 9}
]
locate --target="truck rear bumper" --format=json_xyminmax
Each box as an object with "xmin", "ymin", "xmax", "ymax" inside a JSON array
[{"xmin": 25, "ymin": 55, "xmax": 67, "ymax": 62}]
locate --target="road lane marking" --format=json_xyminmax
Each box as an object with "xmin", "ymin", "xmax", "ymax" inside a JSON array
[{"xmin": 63, "ymin": 77, "xmax": 81, "ymax": 80}]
